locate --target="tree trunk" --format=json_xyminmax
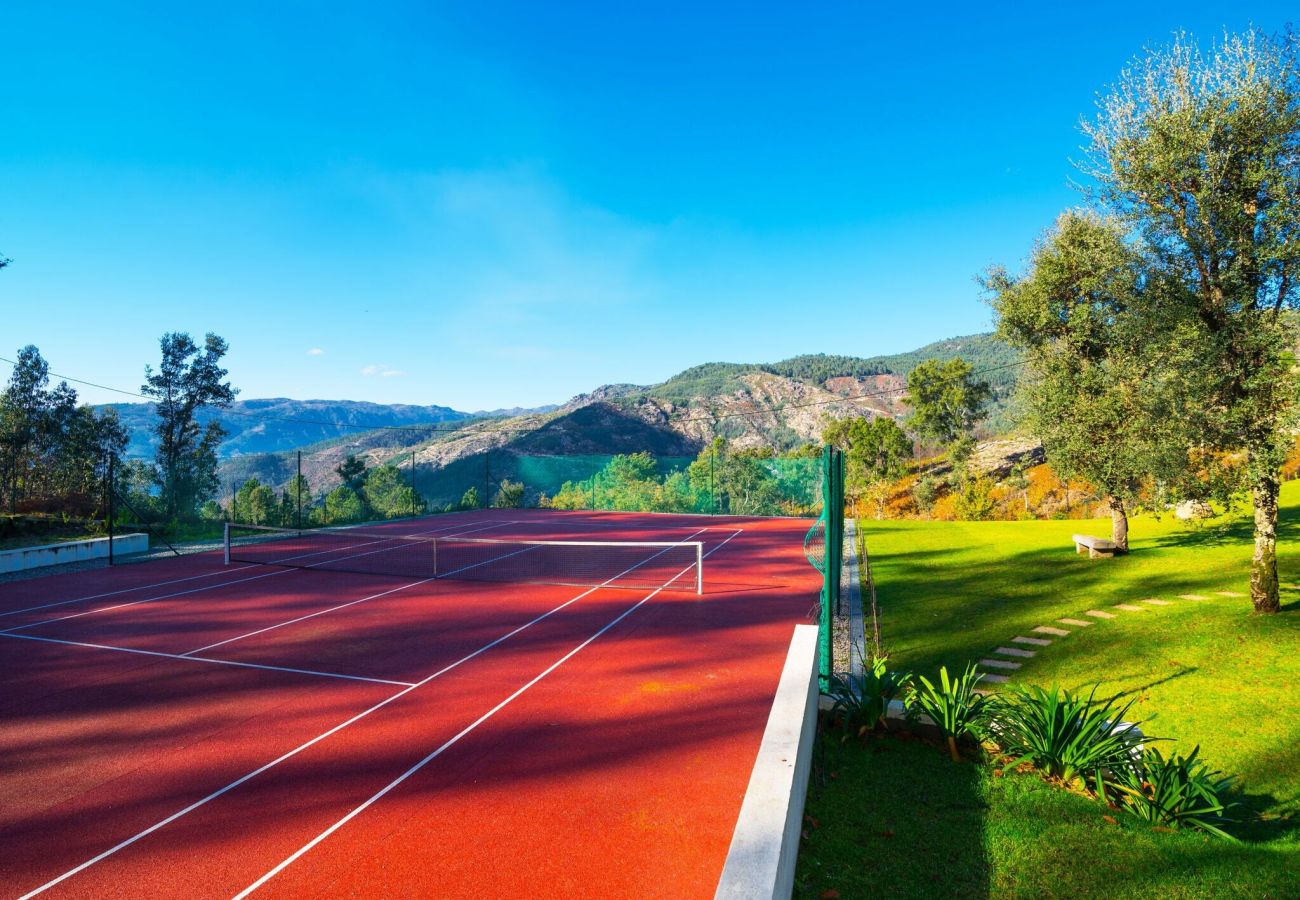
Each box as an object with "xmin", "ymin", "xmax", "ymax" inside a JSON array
[
  {"xmin": 1109, "ymin": 496, "xmax": 1129, "ymax": 553},
  {"xmin": 1251, "ymin": 471, "xmax": 1281, "ymax": 614},
  {"xmin": 946, "ymin": 735, "xmax": 961, "ymax": 763}
]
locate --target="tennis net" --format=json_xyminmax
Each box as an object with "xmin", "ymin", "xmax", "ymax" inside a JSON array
[{"xmin": 224, "ymin": 523, "xmax": 704, "ymax": 593}]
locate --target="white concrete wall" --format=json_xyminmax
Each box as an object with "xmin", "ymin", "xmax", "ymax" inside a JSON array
[
  {"xmin": 0, "ymin": 534, "xmax": 148, "ymax": 573},
  {"xmin": 716, "ymin": 624, "xmax": 820, "ymax": 900}
]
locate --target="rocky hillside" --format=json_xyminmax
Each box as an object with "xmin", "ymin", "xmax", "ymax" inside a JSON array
[{"xmin": 215, "ymin": 332, "xmax": 1022, "ymax": 506}]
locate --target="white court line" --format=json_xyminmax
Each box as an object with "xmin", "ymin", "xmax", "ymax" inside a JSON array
[
  {"xmin": 238, "ymin": 526, "xmax": 744, "ymax": 896},
  {"xmin": 0, "ymin": 565, "xmax": 263, "ymax": 619},
  {"xmin": 0, "ymin": 521, "xmax": 514, "ymax": 637},
  {"xmin": 227, "ymin": 519, "xmax": 512, "ymax": 571},
  {"xmin": 14, "ymin": 528, "xmax": 711, "ymax": 900},
  {"xmin": 0, "ymin": 632, "xmax": 415, "ymax": 687},
  {"xmin": 183, "ymin": 540, "xmax": 548, "ymax": 657},
  {"xmin": 0, "ymin": 568, "xmax": 298, "ymax": 635},
  {"xmin": 0, "ymin": 516, "xmax": 506, "ymax": 621}
]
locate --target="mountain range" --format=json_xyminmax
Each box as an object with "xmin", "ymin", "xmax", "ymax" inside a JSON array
[{"xmin": 158, "ymin": 332, "xmax": 1022, "ymax": 506}]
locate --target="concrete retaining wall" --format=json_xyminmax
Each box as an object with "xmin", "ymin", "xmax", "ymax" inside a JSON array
[
  {"xmin": 0, "ymin": 534, "xmax": 148, "ymax": 574},
  {"xmin": 715, "ymin": 623, "xmax": 820, "ymax": 900}
]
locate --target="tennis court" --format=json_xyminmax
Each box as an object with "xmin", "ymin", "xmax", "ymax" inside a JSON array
[{"xmin": 0, "ymin": 509, "xmax": 819, "ymax": 898}]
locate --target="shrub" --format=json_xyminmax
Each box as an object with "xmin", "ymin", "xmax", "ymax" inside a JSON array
[
  {"xmin": 992, "ymin": 684, "xmax": 1144, "ymax": 788},
  {"xmin": 492, "ymin": 479, "xmax": 525, "ymax": 509},
  {"xmin": 825, "ymin": 656, "xmax": 911, "ymax": 736},
  {"xmin": 1108, "ymin": 745, "xmax": 1240, "ymax": 840},
  {"xmin": 953, "ymin": 477, "xmax": 996, "ymax": 521},
  {"xmin": 911, "ymin": 475, "xmax": 939, "ymax": 517},
  {"xmin": 907, "ymin": 663, "xmax": 990, "ymax": 761}
]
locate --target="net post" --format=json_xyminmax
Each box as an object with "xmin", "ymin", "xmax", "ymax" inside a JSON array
[
  {"xmin": 223, "ymin": 522, "xmax": 231, "ymax": 566},
  {"xmin": 696, "ymin": 541, "xmax": 703, "ymax": 594}
]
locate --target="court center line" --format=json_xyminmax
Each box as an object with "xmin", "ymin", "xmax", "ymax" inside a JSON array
[
  {"xmin": 184, "ymin": 524, "xmax": 541, "ymax": 656},
  {"xmin": 0, "ymin": 632, "xmax": 415, "ymax": 687},
  {"xmin": 237, "ymin": 530, "xmax": 742, "ymax": 896},
  {"xmin": 0, "ymin": 565, "xmax": 263, "ymax": 620},
  {"xmin": 183, "ymin": 545, "xmax": 540, "ymax": 656},
  {"xmin": 0, "ymin": 521, "xmax": 515, "ymax": 637},
  {"xmin": 238, "ymin": 590, "xmax": 667, "ymax": 896},
  {"xmin": 0, "ymin": 516, "xmax": 507, "ymax": 621},
  {"xmin": 15, "ymin": 527, "xmax": 709, "ymax": 900}
]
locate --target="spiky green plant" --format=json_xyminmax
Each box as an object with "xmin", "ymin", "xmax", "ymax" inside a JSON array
[
  {"xmin": 1108, "ymin": 745, "xmax": 1240, "ymax": 840},
  {"xmin": 907, "ymin": 662, "xmax": 990, "ymax": 761},
  {"xmin": 825, "ymin": 656, "xmax": 911, "ymax": 736},
  {"xmin": 993, "ymin": 684, "xmax": 1145, "ymax": 788}
]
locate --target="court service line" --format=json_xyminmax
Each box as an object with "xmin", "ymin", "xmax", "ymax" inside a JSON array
[
  {"xmin": 226, "ymin": 518, "xmax": 513, "ymax": 573},
  {"xmin": 238, "ymin": 528, "xmax": 743, "ymax": 895},
  {"xmin": 0, "ymin": 517, "xmax": 506, "ymax": 621},
  {"xmin": 15, "ymin": 528, "xmax": 710, "ymax": 900},
  {"xmin": 0, "ymin": 521, "xmax": 514, "ymax": 637},
  {"xmin": 0, "ymin": 632, "xmax": 415, "ymax": 687},
  {"xmin": 183, "ymin": 525, "xmax": 545, "ymax": 656}
]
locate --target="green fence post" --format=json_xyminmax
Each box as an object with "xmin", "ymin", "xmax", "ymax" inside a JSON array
[{"xmin": 819, "ymin": 445, "xmax": 833, "ymax": 688}]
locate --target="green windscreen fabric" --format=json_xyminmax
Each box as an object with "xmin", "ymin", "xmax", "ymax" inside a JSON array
[{"xmin": 414, "ymin": 449, "xmax": 824, "ymax": 518}]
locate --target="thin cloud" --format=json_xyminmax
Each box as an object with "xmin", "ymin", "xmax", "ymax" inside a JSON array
[
  {"xmin": 307, "ymin": 347, "xmax": 325, "ymax": 356},
  {"xmin": 361, "ymin": 364, "xmax": 404, "ymax": 377}
]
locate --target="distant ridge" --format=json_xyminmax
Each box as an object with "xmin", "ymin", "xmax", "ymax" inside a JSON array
[
  {"xmin": 103, "ymin": 398, "xmax": 470, "ymax": 459},
  {"xmin": 208, "ymin": 332, "xmax": 1020, "ymax": 498}
]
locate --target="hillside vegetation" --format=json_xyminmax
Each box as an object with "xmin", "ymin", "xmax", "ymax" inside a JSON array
[{"xmin": 211, "ymin": 333, "xmax": 1021, "ymax": 502}]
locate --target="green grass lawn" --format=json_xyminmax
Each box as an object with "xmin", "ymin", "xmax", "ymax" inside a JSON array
[{"xmin": 798, "ymin": 482, "xmax": 1300, "ymax": 898}]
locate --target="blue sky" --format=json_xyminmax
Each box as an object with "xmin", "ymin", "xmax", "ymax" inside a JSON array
[{"xmin": 2, "ymin": 2, "xmax": 1294, "ymax": 410}]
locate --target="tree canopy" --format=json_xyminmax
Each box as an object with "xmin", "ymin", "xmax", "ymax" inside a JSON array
[
  {"xmin": 1080, "ymin": 29, "xmax": 1300, "ymax": 610},
  {"xmin": 141, "ymin": 333, "xmax": 236, "ymax": 519},
  {"xmin": 986, "ymin": 211, "xmax": 1194, "ymax": 549},
  {"xmin": 904, "ymin": 358, "xmax": 991, "ymax": 467}
]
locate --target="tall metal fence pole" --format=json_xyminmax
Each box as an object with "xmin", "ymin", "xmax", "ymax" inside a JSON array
[
  {"xmin": 296, "ymin": 451, "xmax": 303, "ymax": 530},
  {"xmin": 410, "ymin": 452, "xmax": 417, "ymax": 517},
  {"xmin": 710, "ymin": 447, "xmax": 716, "ymax": 515},
  {"xmin": 106, "ymin": 455, "xmax": 115, "ymax": 566}
]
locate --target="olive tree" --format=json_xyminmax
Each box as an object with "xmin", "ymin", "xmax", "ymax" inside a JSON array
[
  {"xmin": 1083, "ymin": 30, "xmax": 1300, "ymax": 611},
  {"xmin": 986, "ymin": 212, "xmax": 1195, "ymax": 551}
]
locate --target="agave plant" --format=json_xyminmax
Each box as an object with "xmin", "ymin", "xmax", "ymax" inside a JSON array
[
  {"xmin": 825, "ymin": 656, "xmax": 911, "ymax": 736},
  {"xmin": 907, "ymin": 662, "xmax": 990, "ymax": 761},
  {"xmin": 1108, "ymin": 745, "xmax": 1240, "ymax": 840},
  {"xmin": 992, "ymin": 684, "xmax": 1145, "ymax": 788}
]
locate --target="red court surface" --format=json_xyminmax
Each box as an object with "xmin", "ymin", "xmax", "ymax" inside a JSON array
[{"xmin": 0, "ymin": 509, "xmax": 818, "ymax": 898}]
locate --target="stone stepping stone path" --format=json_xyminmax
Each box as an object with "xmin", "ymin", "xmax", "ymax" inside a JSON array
[{"xmin": 975, "ymin": 588, "xmax": 1240, "ymax": 686}]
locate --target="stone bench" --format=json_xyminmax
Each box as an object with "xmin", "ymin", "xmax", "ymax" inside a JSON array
[{"xmin": 1073, "ymin": 534, "xmax": 1118, "ymax": 559}]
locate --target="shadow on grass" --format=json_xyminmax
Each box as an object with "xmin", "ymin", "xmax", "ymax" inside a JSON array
[
  {"xmin": 1107, "ymin": 665, "xmax": 1200, "ymax": 701},
  {"xmin": 797, "ymin": 726, "xmax": 990, "ymax": 899}
]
